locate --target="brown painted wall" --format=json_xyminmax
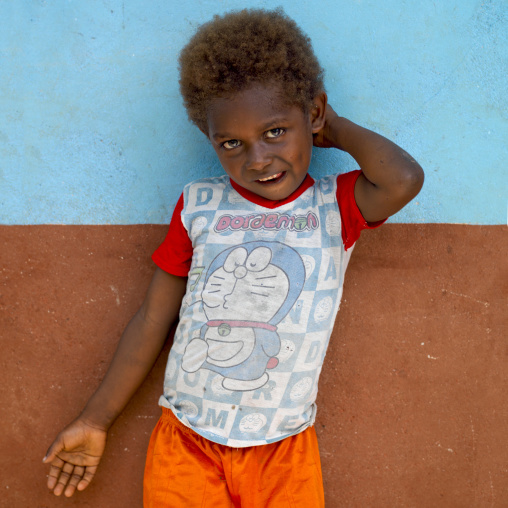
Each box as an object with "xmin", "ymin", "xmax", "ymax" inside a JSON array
[{"xmin": 1, "ymin": 224, "xmax": 506, "ymax": 507}]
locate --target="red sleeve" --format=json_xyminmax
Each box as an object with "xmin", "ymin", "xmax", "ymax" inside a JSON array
[
  {"xmin": 336, "ymin": 170, "xmax": 386, "ymax": 251},
  {"xmin": 152, "ymin": 194, "xmax": 193, "ymax": 276}
]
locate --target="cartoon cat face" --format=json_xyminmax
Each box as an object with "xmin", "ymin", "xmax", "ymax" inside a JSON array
[{"xmin": 202, "ymin": 246, "xmax": 289, "ymax": 322}]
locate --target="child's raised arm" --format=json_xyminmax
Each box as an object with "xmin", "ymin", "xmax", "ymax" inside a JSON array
[
  {"xmin": 43, "ymin": 268, "xmax": 187, "ymax": 497},
  {"xmin": 313, "ymin": 103, "xmax": 424, "ymax": 221}
]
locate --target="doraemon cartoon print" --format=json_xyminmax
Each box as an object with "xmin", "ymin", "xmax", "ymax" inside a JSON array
[{"xmin": 182, "ymin": 241, "xmax": 305, "ymax": 391}]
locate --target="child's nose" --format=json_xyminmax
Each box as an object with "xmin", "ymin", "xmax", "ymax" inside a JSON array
[{"xmin": 245, "ymin": 143, "xmax": 271, "ymax": 171}]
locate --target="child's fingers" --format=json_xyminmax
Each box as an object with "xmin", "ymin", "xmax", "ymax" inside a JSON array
[
  {"xmin": 51, "ymin": 461, "xmax": 75, "ymax": 496},
  {"xmin": 46, "ymin": 457, "xmax": 64, "ymax": 490},
  {"xmin": 63, "ymin": 465, "xmax": 85, "ymax": 497},
  {"xmin": 46, "ymin": 456, "xmax": 98, "ymax": 496},
  {"xmin": 77, "ymin": 465, "xmax": 99, "ymax": 491}
]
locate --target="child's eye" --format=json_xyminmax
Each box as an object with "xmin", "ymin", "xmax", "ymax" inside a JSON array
[
  {"xmin": 222, "ymin": 139, "xmax": 241, "ymax": 150},
  {"xmin": 265, "ymin": 128, "xmax": 285, "ymax": 139}
]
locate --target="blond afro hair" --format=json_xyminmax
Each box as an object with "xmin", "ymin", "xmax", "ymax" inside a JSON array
[{"xmin": 178, "ymin": 8, "xmax": 325, "ymax": 132}]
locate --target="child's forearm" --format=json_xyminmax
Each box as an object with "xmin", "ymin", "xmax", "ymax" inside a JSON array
[
  {"xmin": 327, "ymin": 115, "xmax": 423, "ymax": 192},
  {"xmin": 78, "ymin": 312, "xmax": 169, "ymax": 429},
  {"xmin": 318, "ymin": 107, "xmax": 424, "ymax": 221},
  {"xmin": 78, "ymin": 270, "xmax": 187, "ymax": 430}
]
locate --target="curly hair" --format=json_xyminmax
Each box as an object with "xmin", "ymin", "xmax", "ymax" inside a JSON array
[{"xmin": 178, "ymin": 8, "xmax": 325, "ymax": 133}]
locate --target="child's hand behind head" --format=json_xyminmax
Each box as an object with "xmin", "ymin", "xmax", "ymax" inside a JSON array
[{"xmin": 312, "ymin": 104, "xmax": 341, "ymax": 149}]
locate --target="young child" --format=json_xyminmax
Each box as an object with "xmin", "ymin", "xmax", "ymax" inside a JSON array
[{"xmin": 44, "ymin": 8, "xmax": 423, "ymax": 507}]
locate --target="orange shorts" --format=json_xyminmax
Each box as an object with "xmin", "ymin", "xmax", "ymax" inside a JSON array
[{"xmin": 143, "ymin": 408, "xmax": 325, "ymax": 507}]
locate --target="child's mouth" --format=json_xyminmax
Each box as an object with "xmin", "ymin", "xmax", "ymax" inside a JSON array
[{"xmin": 256, "ymin": 172, "xmax": 286, "ymax": 184}]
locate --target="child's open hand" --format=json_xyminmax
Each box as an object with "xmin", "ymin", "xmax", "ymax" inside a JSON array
[
  {"xmin": 43, "ymin": 418, "xmax": 107, "ymax": 497},
  {"xmin": 312, "ymin": 104, "xmax": 341, "ymax": 149}
]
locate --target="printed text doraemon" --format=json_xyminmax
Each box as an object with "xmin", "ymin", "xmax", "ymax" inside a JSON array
[{"xmin": 214, "ymin": 212, "xmax": 319, "ymax": 233}]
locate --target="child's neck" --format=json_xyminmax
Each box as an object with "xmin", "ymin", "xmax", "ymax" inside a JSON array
[{"xmin": 229, "ymin": 174, "xmax": 314, "ymax": 209}]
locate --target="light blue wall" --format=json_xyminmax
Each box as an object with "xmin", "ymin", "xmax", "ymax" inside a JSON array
[{"xmin": 1, "ymin": 0, "xmax": 506, "ymax": 225}]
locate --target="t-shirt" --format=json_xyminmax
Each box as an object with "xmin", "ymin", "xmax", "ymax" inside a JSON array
[{"xmin": 152, "ymin": 170, "xmax": 384, "ymax": 447}]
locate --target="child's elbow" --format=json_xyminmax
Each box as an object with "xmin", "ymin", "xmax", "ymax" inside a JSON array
[{"xmin": 399, "ymin": 160, "xmax": 424, "ymax": 201}]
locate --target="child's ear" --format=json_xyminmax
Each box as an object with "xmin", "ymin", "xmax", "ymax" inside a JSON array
[{"xmin": 310, "ymin": 92, "xmax": 328, "ymax": 134}]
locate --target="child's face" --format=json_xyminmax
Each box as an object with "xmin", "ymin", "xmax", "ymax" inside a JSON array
[{"xmin": 206, "ymin": 83, "xmax": 325, "ymax": 201}]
